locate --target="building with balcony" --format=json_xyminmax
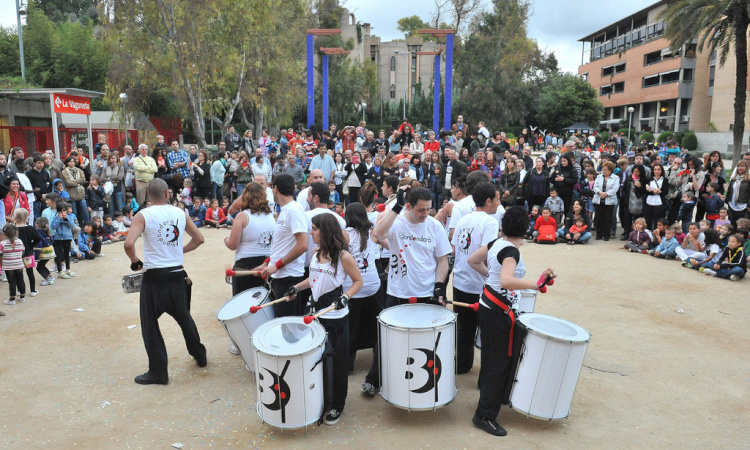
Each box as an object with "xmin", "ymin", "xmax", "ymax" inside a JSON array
[{"xmin": 577, "ymin": 0, "xmax": 711, "ymax": 134}]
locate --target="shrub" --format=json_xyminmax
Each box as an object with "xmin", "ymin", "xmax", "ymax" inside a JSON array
[
  {"xmin": 640, "ymin": 132, "xmax": 654, "ymax": 143},
  {"xmin": 681, "ymin": 131, "xmax": 698, "ymax": 151},
  {"xmin": 657, "ymin": 131, "xmax": 674, "ymax": 143}
]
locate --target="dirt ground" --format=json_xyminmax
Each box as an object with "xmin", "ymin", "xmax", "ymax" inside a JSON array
[{"xmin": 1, "ymin": 227, "xmax": 749, "ymax": 449}]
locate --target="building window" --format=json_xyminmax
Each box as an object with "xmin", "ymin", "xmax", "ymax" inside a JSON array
[
  {"xmin": 683, "ymin": 68, "xmax": 693, "ymax": 82},
  {"xmin": 411, "ymin": 55, "xmax": 417, "ymax": 81},
  {"xmin": 602, "ymin": 62, "xmax": 626, "ymax": 76},
  {"xmin": 390, "ymin": 85, "xmax": 396, "ymax": 99},
  {"xmin": 708, "ymin": 65, "xmax": 715, "ymax": 96},
  {"xmin": 644, "ymin": 49, "xmax": 673, "ymax": 66},
  {"xmin": 600, "ymin": 85, "xmax": 612, "ymax": 96},
  {"xmin": 581, "ymin": 72, "xmax": 588, "ymax": 81},
  {"xmin": 661, "ymin": 71, "xmax": 679, "ymax": 84},
  {"xmin": 642, "ymin": 71, "xmax": 680, "ymax": 88},
  {"xmin": 390, "ymin": 56, "xmax": 396, "ymax": 71},
  {"xmin": 600, "ymin": 82, "xmax": 624, "ymax": 96},
  {"xmin": 643, "ymin": 75, "xmax": 659, "ymax": 88},
  {"xmin": 411, "ymin": 85, "xmax": 416, "ymax": 96}
]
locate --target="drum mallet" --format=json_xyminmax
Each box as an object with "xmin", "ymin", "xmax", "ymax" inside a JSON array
[
  {"xmin": 536, "ymin": 269, "xmax": 556, "ymax": 293},
  {"xmin": 447, "ymin": 300, "xmax": 479, "ymax": 311},
  {"xmin": 303, "ymin": 304, "xmax": 337, "ymax": 324},
  {"xmin": 408, "ymin": 297, "xmax": 418, "ymax": 303},
  {"xmin": 249, "ymin": 296, "xmax": 291, "ymax": 314},
  {"xmin": 226, "ymin": 268, "xmax": 266, "ymax": 279}
]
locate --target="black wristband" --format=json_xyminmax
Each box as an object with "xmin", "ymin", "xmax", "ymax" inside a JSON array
[
  {"xmin": 391, "ymin": 203, "xmax": 403, "ymax": 214},
  {"xmin": 130, "ymin": 259, "xmax": 143, "ymax": 271}
]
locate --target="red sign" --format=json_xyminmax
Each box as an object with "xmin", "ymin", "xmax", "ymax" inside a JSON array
[{"xmin": 52, "ymin": 93, "xmax": 91, "ymax": 115}]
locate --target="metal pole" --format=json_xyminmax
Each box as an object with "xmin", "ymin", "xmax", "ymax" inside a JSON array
[
  {"xmin": 50, "ymin": 93, "xmax": 60, "ymax": 160},
  {"xmin": 403, "ymin": 52, "xmax": 408, "ymax": 120},
  {"xmin": 211, "ymin": 118, "xmax": 214, "ymax": 146},
  {"xmin": 628, "ymin": 111, "xmax": 632, "ymax": 144},
  {"xmin": 86, "ymin": 113, "xmax": 94, "ymax": 165},
  {"xmin": 433, "ymin": 55, "xmax": 440, "ymax": 133},
  {"xmin": 443, "ymin": 33, "xmax": 453, "ymax": 132},
  {"xmin": 322, "ymin": 54, "xmax": 329, "ymax": 131},
  {"xmin": 306, "ymin": 34, "xmax": 314, "ymax": 128},
  {"xmin": 16, "ymin": 0, "xmax": 25, "ymax": 80}
]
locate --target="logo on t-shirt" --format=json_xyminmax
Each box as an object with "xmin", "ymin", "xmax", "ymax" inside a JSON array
[
  {"xmin": 258, "ymin": 231, "xmax": 272, "ymax": 248},
  {"xmin": 455, "ymin": 227, "xmax": 473, "ymax": 255},
  {"xmin": 157, "ymin": 217, "xmax": 180, "ymax": 247}
]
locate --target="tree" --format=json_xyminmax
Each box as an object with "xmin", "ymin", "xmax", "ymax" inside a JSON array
[
  {"xmin": 659, "ymin": 0, "xmax": 750, "ymax": 162},
  {"xmin": 397, "ymin": 16, "xmax": 432, "ymax": 39},
  {"xmin": 533, "ymin": 74, "xmax": 604, "ymax": 133},
  {"xmin": 36, "ymin": 0, "xmax": 98, "ymax": 24},
  {"xmin": 682, "ymin": 131, "xmax": 698, "ymax": 150}
]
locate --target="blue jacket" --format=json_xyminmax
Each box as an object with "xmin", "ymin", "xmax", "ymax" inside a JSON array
[
  {"xmin": 655, "ymin": 236, "xmax": 679, "ymax": 254},
  {"xmin": 704, "ymin": 194, "xmax": 724, "ymax": 216},
  {"xmin": 78, "ymin": 232, "xmax": 95, "ymax": 252},
  {"xmin": 53, "ymin": 178, "xmax": 70, "ymax": 200},
  {"xmin": 50, "ymin": 215, "xmax": 74, "ymax": 240},
  {"xmin": 188, "ymin": 204, "xmax": 206, "ymax": 221}
]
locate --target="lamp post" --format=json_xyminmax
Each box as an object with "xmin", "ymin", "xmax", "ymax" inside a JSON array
[
  {"xmin": 119, "ymin": 93, "xmax": 127, "ymax": 150},
  {"xmin": 361, "ymin": 103, "xmax": 367, "ymax": 122},
  {"xmin": 16, "ymin": 0, "xmax": 26, "ymax": 80},
  {"xmin": 394, "ymin": 50, "xmax": 414, "ymax": 120},
  {"xmin": 627, "ymin": 106, "xmax": 635, "ymax": 146}
]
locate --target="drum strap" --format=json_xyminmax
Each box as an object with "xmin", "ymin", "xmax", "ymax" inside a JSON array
[{"xmin": 482, "ymin": 286, "xmax": 515, "ymax": 357}]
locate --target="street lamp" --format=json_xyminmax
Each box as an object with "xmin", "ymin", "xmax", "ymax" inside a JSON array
[
  {"xmin": 16, "ymin": 0, "xmax": 26, "ymax": 80},
  {"xmin": 394, "ymin": 50, "xmax": 414, "ymax": 120},
  {"xmin": 361, "ymin": 102, "xmax": 367, "ymax": 123},
  {"xmin": 119, "ymin": 93, "xmax": 128, "ymax": 150},
  {"xmin": 627, "ymin": 106, "xmax": 635, "ymax": 146}
]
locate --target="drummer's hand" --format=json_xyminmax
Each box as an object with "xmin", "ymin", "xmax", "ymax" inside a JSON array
[
  {"xmin": 284, "ymin": 286, "xmax": 299, "ymax": 300},
  {"xmin": 433, "ymin": 282, "xmax": 446, "ymax": 306},
  {"xmin": 261, "ymin": 264, "xmax": 276, "ymax": 279},
  {"xmin": 336, "ymin": 294, "xmax": 350, "ymax": 310},
  {"xmin": 130, "ymin": 259, "xmax": 143, "ymax": 271},
  {"xmin": 251, "ymin": 262, "xmax": 267, "ymax": 273}
]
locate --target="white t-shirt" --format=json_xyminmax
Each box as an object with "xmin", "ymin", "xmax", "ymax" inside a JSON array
[
  {"xmin": 646, "ymin": 178, "xmax": 664, "ymax": 206},
  {"xmin": 296, "ymin": 187, "xmax": 311, "ymax": 212},
  {"xmin": 235, "ymin": 210, "xmax": 274, "ymax": 260},
  {"xmin": 451, "ymin": 211, "xmax": 499, "ymax": 294},
  {"xmin": 705, "ymin": 243, "xmax": 721, "ymax": 262},
  {"xmin": 305, "ymin": 208, "xmax": 346, "ymax": 266},
  {"xmin": 266, "ymin": 187, "xmax": 276, "ymax": 212},
  {"xmin": 448, "ymin": 195, "xmax": 506, "ymax": 232},
  {"xmin": 140, "ymin": 205, "xmax": 187, "ymax": 270},
  {"xmin": 309, "ymin": 252, "xmax": 348, "ymax": 319},
  {"xmin": 377, "ymin": 196, "xmax": 395, "ymax": 259},
  {"xmin": 385, "ymin": 214, "xmax": 452, "ymax": 298},
  {"xmin": 482, "ymin": 238, "xmax": 526, "ymax": 308},
  {"xmin": 686, "ymin": 232, "xmax": 706, "ymax": 252},
  {"xmin": 344, "ymin": 226, "xmax": 380, "ymax": 298},
  {"xmin": 270, "ymin": 201, "xmax": 308, "ymax": 278}
]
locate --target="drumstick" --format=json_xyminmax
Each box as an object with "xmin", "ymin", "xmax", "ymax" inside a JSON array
[
  {"xmin": 408, "ymin": 297, "xmax": 418, "ymax": 303},
  {"xmin": 376, "ymin": 195, "xmax": 398, "ymax": 212},
  {"xmin": 226, "ymin": 268, "xmax": 264, "ymax": 278},
  {"xmin": 249, "ymin": 296, "xmax": 290, "ymax": 314},
  {"xmin": 447, "ymin": 300, "xmax": 479, "ymax": 311},
  {"xmin": 303, "ymin": 304, "xmax": 336, "ymax": 324}
]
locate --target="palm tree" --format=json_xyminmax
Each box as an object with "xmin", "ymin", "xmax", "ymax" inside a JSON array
[{"xmin": 659, "ymin": 0, "xmax": 750, "ymax": 162}]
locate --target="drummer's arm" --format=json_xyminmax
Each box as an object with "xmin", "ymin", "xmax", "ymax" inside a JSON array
[
  {"xmin": 124, "ymin": 213, "xmax": 145, "ymax": 264},
  {"xmin": 372, "ymin": 207, "xmax": 397, "ymax": 242},
  {"xmin": 499, "ymin": 258, "xmax": 538, "ymax": 291},
  {"xmin": 183, "ymin": 211, "xmax": 205, "ymax": 254},
  {"xmin": 228, "ymin": 197, "xmax": 242, "ymax": 216},
  {"xmin": 294, "ymin": 278, "xmax": 311, "ymax": 292},
  {"xmin": 435, "ymin": 254, "xmax": 448, "ymax": 286},
  {"xmin": 224, "ymin": 212, "xmax": 246, "ymax": 250},
  {"xmin": 341, "ymin": 251, "xmax": 363, "ymax": 298},
  {"xmin": 467, "ymin": 245, "xmax": 489, "ymax": 277}
]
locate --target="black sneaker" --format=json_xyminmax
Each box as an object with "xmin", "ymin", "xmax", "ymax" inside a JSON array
[
  {"xmin": 361, "ymin": 382, "xmax": 376, "ymax": 396},
  {"xmin": 472, "ymin": 414, "xmax": 507, "ymax": 436},
  {"xmin": 324, "ymin": 409, "xmax": 342, "ymax": 425},
  {"xmin": 134, "ymin": 372, "xmax": 168, "ymax": 385},
  {"xmin": 195, "ymin": 353, "xmax": 207, "ymax": 367}
]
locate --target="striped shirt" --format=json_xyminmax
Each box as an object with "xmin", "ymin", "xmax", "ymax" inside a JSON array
[{"xmin": 1, "ymin": 239, "xmax": 26, "ymax": 271}]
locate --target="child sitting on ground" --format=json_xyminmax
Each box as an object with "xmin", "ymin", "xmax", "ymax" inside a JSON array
[
  {"xmin": 649, "ymin": 225, "xmax": 680, "ymax": 259},
  {"xmin": 566, "ymin": 217, "xmax": 588, "ymax": 245},
  {"xmin": 675, "ymin": 222, "xmax": 706, "ymax": 262},
  {"xmin": 112, "ymin": 212, "xmax": 129, "ymax": 237},
  {"xmin": 678, "ymin": 192, "xmax": 696, "ymax": 233},
  {"xmin": 534, "ymin": 207, "xmax": 557, "ymax": 244},
  {"xmin": 222, "ymin": 197, "xmax": 234, "ymax": 227},
  {"xmin": 34, "ymin": 217, "xmax": 54, "ymax": 286},
  {"xmin": 101, "ymin": 214, "xmax": 125, "ymax": 242},
  {"xmin": 713, "ymin": 208, "xmax": 731, "ymax": 231},
  {"xmin": 204, "ymin": 199, "xmax": 227, "ymax": 228},
  {"xmin": 188, "ymin": 197, "xmax": 205, "ymax": 228},
  {"xmin": 78, "ymin": 221, "xmax": 103, "ymax": 259},
  {"xmin": 527, "ymin": 205, "xmax": 540, "ymax": 238},
  {"xmin": 701, "ymin": 234, "xmax": 746, "ymax": 281},
  {"xmin": 685, "ymin": 228, "xmax": 721, "ymax": 270},
  {"xmin": 1, "ymin": 223, "xmax": 26, "ymax": 305},
  {"xmin": 624, "ymin": 217, "xmax": 652, "ymax": 253},
  {"xmin": 122, "ymin": 206, "xmax": 134, "ymax": 227},
  {"xmin": 650, "ymin": 218, "xmax": 671, "ymax": 249},
  {"xmin": 718, "ymin": 223, "xmax": 733, "ymax": 248},
  {"xmin": 544, "ymin": 188, "xmax": 565, "ymax": 226}
]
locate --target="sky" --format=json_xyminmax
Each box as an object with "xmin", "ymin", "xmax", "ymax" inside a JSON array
[{"xmin": 0, "ymin": 0, "xmax": 656, "ymax": 73}]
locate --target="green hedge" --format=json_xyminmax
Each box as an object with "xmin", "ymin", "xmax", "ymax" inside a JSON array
[
  {"xmin": 681, "ymin": 131, "xmax": 698, "ymax": 151},
  {"xmin": 657, "ymin": 131, "xmax": 674, "ymax": 143}
]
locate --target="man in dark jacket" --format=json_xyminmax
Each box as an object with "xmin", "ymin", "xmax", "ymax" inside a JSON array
[
  {"xmin": 26, "ymin": 154, "xmax": 52, "ymax": 220},
  {"xmin": 441, "ymin": 148, "xmax": 468, "ymax": 192},
  {"xmin": 223, "ymin": 126, "xmax": 241, "ymax": 152}
]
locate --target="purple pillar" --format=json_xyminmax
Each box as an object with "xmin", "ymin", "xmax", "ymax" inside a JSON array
[
  {"xmin": 433, "ymin": 55, "xmax": 440, "ymax": 133},
  {"xmin": 443, "ymin": 33, "xmax": 453, "ymax": 132},
  {"xmin": 307, "ymin": 34, "xmax": 314, "ymax": 128},
  {"xmin": 322, "ymin": 54, "xmax": 329, "ymax": 131}
]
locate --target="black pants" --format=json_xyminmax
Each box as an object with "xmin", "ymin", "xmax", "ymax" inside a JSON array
[
  {"xmin": 454, "ymin": 287, "xmax": 480, "ymax": 374},
  {"xmin": 594, "ymin": 204, "xmax": 613, "ymax": 239},
  {"xmin": 729, "ymin": 207, "xmax": 747, "ymax": 228},
  {"xmin": 475, "ymin": 306, "xmax": 512, "ymax": 420},
  {"xmin": 348, "ymin": 292, "xmax": 382, "ymax": 382},
  {"xmin": 195, "ymin": 186, "xmax": 211, "ymax": 201},
  {"xmin": 643, "ymin": 203, "xmax": 666, "ymax": 231},
  {"xmin": 53, "ymin": 239, "xmax": 72, "ymax": 271},
  {"xmin": 24, "ymin": 267, "xmax": 35, "ymax": 292},
  {"xmin": 319, "ymin": 316, "xmax": 349, "ymax": 411},
  {"xmin": 232, "ymin": 256, "xmax": 267, "ymax": 296},
  {"xmin": 140, "ymin": 267, "xmax": 205, "ymax": 378},
  {"xmin": 385, "ymin": 294, "xmax": 433, "ymax": 308},
  {"xmin": 83, "ymin": 240, "xmax": 102, "ymax": 260},
  {"xmin": 36, "ymin": 259, "xmax": 51, "ymax": 279},
  {"xmin": 270, "ymin": 275, "xmax": 305, "ymax": 317},
  {"xmin": 6, "ymin": 269, "xmax": 26, "ymax": 297}
]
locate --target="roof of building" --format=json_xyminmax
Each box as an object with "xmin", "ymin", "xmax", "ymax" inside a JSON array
[
  {"xmin": 0, "ymin": 88, "xmax": 105, "ymax": 101},
  {"xmin": 578, "ymin": 0, "xmax": 667, "ymax": 42}
]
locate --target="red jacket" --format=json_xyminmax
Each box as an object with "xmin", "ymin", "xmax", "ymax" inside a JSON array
[
  {"xmin": 534, "ymin": 216, "xmax": 557, "ymax": 242},
  {"xmin": 205, "ymin": 207, "xmax": 227, "ymax": 223},
  {"xmin": 4, "ymin": 192, "xmax": 30, "ymax": 220}
]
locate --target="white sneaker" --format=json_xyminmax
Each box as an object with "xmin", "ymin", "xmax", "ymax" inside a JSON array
[
  {"xmin": 3, "ymin": 299, "xmax": 15, "ymax": 305},
  {"xmin": 730, "ymin": 274, "xmax": 740, "ymax": 281},
  {"xmin": 46, "ymin": 276, "xmax": 55, "ymax": 285},
  {"xmin": 67, "ymin": 270, "xmax": 76, "ymax": 277},
  {"xmin": 703, "ymin": 269, "xmax": 717, "ymax": 277},
  {"xmin": 96, "ymin": 253, "xmax": 106, "ymax": 257},
  {"xmin": 41, "ymin": 278, "xmax": 52, "ymax": 286},
  {"xmin": 0, "ymin": 275, "xmax": 6, "ymax": 283},
  {"xmin": 17, "ymin": 296, "xmax": 25, "ymax": 303},
  {"xmin": 228, "ymin": 344, "xmax": 240, "ymax": 355},
  {"xmin": 30, "ymin": 291, "xmax": 39, "ymax": 297},
  {"xmin": 60, "ymin": 272, "xmax": 71, "ymax": 279}
]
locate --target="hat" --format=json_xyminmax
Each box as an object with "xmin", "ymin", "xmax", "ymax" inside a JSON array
[{"xmin": 626, "ymin": 151, "xmax": 635, "ymax": 158}]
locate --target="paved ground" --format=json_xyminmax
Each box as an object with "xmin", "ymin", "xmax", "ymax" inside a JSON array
[{"xmin": 1, "ymin": 228, "xmax": 748, "ymax": 448}]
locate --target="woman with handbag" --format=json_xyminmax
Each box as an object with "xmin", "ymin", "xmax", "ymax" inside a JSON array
[
  {"xmin": 101, "ymin": 153, "xmax": 125, "ymax": 215},
  {"xmin": 61, "ymin": 156, "xmax": 90, "ymax": 223}
]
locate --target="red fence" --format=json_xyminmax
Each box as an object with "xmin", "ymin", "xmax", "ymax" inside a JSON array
[{"xmin": 0, "ymin": 126, "xmax": 138, "ymax": 158}]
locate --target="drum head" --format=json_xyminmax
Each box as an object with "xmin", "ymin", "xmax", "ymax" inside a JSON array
[
  {"xmin": 518, "ymin": 313, "xmax": 590, "ymax": 343},
  {"xmin": 253, "ymin": 317, "xmax": 326, "ymax": 357},
  {"xmin": 217, "ymin": 287, "xmax": 269, "ymax": 321},
  {"xmin": 378, "ymin": 304, "xmax": 455, "ymax": 329}
]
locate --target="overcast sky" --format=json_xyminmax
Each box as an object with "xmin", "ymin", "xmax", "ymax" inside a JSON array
[{"xmin": 1, "ymin": 0, "xmax": 656, "ymax": 73}]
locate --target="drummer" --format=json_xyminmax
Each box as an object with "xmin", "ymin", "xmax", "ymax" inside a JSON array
[
  {"xmin": 466, "ymin": 206, "xmax": 556, "ymax": 436},
  {"xmin": 254, "ymin": 173, "xmax": 308, "ymax": 316},
  {"xmin": 223, "ymin": 182, "xmax": 275, "ymax": 355},
  {"xmin": 285, "ymin": 213, "xmax": 363, "ymax": 425},
  {"xmin": 372, "ymin": 187, "xmax": 451, "ymax": 307},
  {"xmin": 450, "ymin": 181, "xmax": 500, "ymax": 374},
  {"xmin": 124, "ymin": 178, "xmax": 207, "ymax": 385}
]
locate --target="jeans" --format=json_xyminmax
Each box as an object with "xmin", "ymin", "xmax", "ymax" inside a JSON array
[
  {"xmin": 211, "ymin": 182, "xmax": 222, "ymax": 201},
  {"xmin": 71, "ymin": 199, "xmax": 90, "ymax": 223},
  {"xmin": 557, "ymin": 228, "xmax": 592, "ymax": 243},
  {"xmin": 236, "ymin": 183, "xmax": 246, "ymax": 198},
  {"xmin": 0, "ymin": 202, "xmax": 5, "ymax": 227},
  {"xmin": 33, "ymin": 201, "xmax": 44, "ymax": 222},
  {"xmin": 715, "ymin": 267, "xmax": 745, "ymax": 279},
  {"xmin": 109, "ymin": 190, "xmax": 123, "ymax": 215}
]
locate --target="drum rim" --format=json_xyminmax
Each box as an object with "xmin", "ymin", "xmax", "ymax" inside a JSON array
[
  {"xmin": 216, "ymin": 287, "xmax": 270, "ymax": 322},
  {"xmin": 377, "ymin": 303, "xmax": 457, "ymax": 330},
  {"xmin": 252, "ymin": 317, "xmax": 326, "ymax": 356},
  {"xmin": 517, "ymin": 313, "xmax": 590, "ymax": 343},
  {"xmin": 381, "ymin": 386, "xmax": 458, "ymax": 411}
]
